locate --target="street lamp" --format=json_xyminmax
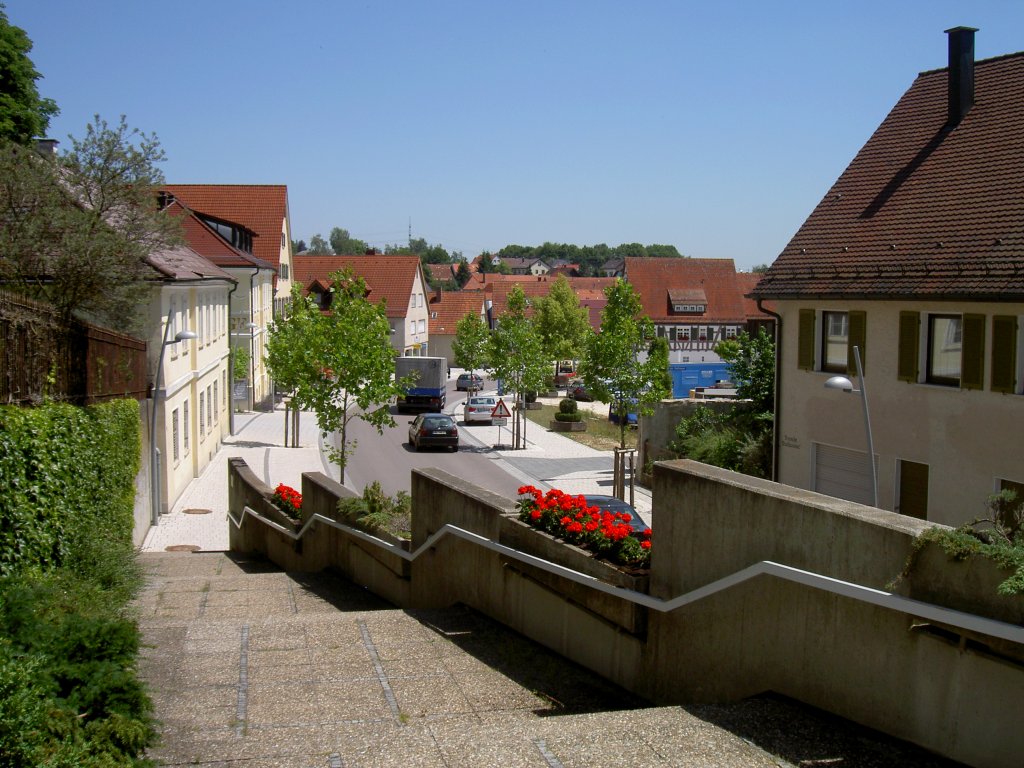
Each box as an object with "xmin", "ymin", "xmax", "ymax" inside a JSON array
[
  {"xmin": 150, "ymin": 323, "xmax": 197, "ymax": 525},
  {"xmin": 823, "ymin": 345, "xmax": 877, "ymax": 507}
]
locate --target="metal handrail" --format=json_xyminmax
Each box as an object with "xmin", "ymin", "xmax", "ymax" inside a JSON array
[{"xmin": 228, "ymin": 505, "xmax": 1024, "ymax": 646}]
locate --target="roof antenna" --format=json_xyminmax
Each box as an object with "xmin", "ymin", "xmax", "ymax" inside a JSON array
[{"xmin": 408, "ymin": 217, "xmax": 412, "ymax": 249}]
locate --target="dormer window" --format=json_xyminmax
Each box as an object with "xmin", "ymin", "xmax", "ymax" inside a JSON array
[{"xmin": 668, "ymin": 289, "xmax": 707, "ymax": 315}]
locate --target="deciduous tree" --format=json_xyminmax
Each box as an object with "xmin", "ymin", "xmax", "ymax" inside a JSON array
[
  {"xmin": 580, "ymin": 280, "xmax": 670, "ymax": 448},
  {"xmin": 0, "ymin": 7, "xmax": 58, "ymax": 145},
  {"xmin": 533, "ymin": 275, "xmax": 592, "ymax": 373},
  {"xmin": 451, "ymin": 311, "xmax": 489, "ymax": 375},
  {"xmin": 328, "ymin": 227, "xmax": 368, "ymax": 255},
  {"xmin": 265, "ymin": 270, "xmax": 408, "ymax": 481},
  {"xmin": 0, "ymin": 115, "xmax": 181, "ymax": 332}
]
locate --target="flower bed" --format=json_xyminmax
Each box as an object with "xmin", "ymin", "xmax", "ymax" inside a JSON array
[
  {"xmin": 517, "ymin": 485, "xmax": 651, "ymax": 568},
  {"xmin": 272, "ymin": 483, "xmax": 303, "ymax": 520}
]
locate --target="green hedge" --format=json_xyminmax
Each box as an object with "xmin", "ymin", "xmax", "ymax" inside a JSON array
[
  {"xmin": 0, "ymin": 400, "xmax": 140, "ymax": 578},
  {"xmin": 0, "ymin": 399, "xmax": 153, "ymax": 766}
]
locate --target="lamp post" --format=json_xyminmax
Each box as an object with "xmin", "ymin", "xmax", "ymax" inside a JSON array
[
  {"xmin": 823, "ymin": 345, "xmax": 878, "ymax": 507},
  {"xmin": 150, "ymin": 322, "xmax": 197, "ymax": 526}
]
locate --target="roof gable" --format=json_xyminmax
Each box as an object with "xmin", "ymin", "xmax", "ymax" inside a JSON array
[
  {"xmin": 754, "ymin": 50, "xmax": 1024, "ymax": 300},
  {"xmin": 292, "ymin": 255, "xmax": 424, "ymax": 318}
]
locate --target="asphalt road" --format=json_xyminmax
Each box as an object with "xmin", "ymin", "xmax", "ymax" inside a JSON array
[{"xmin": 338, "ymin": 374, "xmax": 525, "ymax": 501}]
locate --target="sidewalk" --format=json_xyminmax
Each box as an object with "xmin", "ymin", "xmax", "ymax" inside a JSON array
[{"xmin": 142, "ymin": 391, "xmax": 649, "ymax": 553}]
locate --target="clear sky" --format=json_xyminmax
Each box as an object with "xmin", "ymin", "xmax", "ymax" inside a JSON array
[{"xmin": 7, "ymin": 1, "xmax": 1024, "ymax": 269}]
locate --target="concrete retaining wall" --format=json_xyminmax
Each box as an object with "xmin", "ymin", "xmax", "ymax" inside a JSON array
[{"xmin": 228, "ymin": 457, "xmax": 1024, "ymax": 768}]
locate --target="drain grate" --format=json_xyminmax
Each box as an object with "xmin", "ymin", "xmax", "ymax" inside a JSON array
[
  {"xmin": 165, "ymin": 544, "xmax": 201, "ymax": 552},
  {"xmin": 182, "ymin": 508, "xmax": 212, "ymax": 515}
]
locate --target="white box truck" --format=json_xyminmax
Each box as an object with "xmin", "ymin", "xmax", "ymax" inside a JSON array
[{"xmin": 395, "ymin": 356, "xmax": 447, "ymax": 414}]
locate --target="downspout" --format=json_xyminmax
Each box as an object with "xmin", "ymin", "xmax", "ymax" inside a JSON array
[
  {"xmin": 757, "ymin": 298, "xmax": 783, "ymax": 482},
  {"xmin": 249, "ymin": 264, "xmax": 259, "ymax": 411},
  {"xmin": 227, "ymin": 279, "xmax": 238, "ymax": 436}
]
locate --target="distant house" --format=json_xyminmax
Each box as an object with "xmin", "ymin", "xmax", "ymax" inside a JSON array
[
  {"xmin": 161, "ymin": 184, "xmax": 294, "ymax": 408},
  {"xmin": 427, "ymin": 290, "xmax": 488, "ymax": 365},
  {"xmin": 501, "ymin": 256, "xmax": 551, "ymax": 276},
  {"xmin": 625, "ymin": 257, "xmax": 774, "ymax": 361},
  {"xmin": 601, "ymin": 258, "xmax": 625, "ymax": 278},
  {"xmin": 144, "ymin": 243, "xmax": 234, "ymax": 517},
  {"xmin": 751, "ymin": 28, "xmax": 1024, "ymax": 525},
  {"xmin": 166, "ymin": 200, "xmax": 276, "ymax": 412},
  {"xmin": 292, "ymin": 254, "xmax": 431, "ymax": 356},
  {"xmin": 424, "ymin": 262, "xmax": 456, "ymax": 286}
]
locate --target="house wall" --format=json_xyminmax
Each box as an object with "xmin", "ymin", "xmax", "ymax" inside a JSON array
[
  {"xmin": 776, "ymin": 299, "xmax": 1024, "ymax": 526},
  {"xmin": 276, "ymin": 209, "xmax": 293, "ymax": 308},
  {"xmin": 400, "ymin": 269, "xmax": 431, "ymax": 356},
  {"xmin": 228, "ymin": 269, "xmax": 274, "ymax": 409}
]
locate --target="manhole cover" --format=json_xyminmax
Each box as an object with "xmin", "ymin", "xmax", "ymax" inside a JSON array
[
  {"xmin": 183, "ymin": 508, "xmax": 212, "ymax": 515},
  {"xmin": 165, "ymin": 544, "xmax": 201, "ymax": 552}
]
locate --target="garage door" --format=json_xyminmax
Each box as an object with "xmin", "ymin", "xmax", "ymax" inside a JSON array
[{"xmin": 814, "ymin": 442, "xmax": 875, "ymax": 506}]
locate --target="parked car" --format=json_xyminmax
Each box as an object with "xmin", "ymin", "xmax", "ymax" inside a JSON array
[
  {"xmin": 567, "ymin": 379, "xmax": 593, "ymax": 402},
  {"xmin": 608, "ymin": 398, "xmax": 638, "ymax": 427},
  {"xmin": 463, "ymin": 395, "xmax": 497, "ymax": 424},
  {"xmin": 456, "ymin": 372, "xmax": 484, "ymax": 391},
  {"xmin": 407, "ymin": 413, "xmax": 459, "ymax": 452},
  {"xmin": 582, "ymin": 495, "xmax": 650, "ymax": 534}
]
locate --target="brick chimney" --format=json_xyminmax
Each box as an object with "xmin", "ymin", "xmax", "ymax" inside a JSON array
[{"xmin": 945, "ymin": 26, "xmax": 978, "ymax": 126}]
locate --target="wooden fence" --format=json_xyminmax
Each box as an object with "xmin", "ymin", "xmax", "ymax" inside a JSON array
[{"xmin": 0, "ymin": 289, "xmax": 148, "ymax": 405}]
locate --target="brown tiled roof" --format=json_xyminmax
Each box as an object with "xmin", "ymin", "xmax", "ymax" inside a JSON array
[
  {"xmin": 735, "ymin": 272, "xmax": 774, "ymax": 320},
  {"xmin": 167, "ymin": 201, "xmax": 275, "ymax": 271},
  {"xmin": 145, "ymin": 243, "xmax": 234, "ymax": 282},
  {"xmin": 753, "ymin": 52, "xmax": 1024, "ymax": 300},
  {"xmin": 668, "ymin": 288, "xmax": 708, "ymax": 304},
  {"xmin": 161, "ymin": 185, "xmax": 289, "ymax": 271},
  {"xmin": 425, "ymin": 263, "xmax": 455, "ymax": 282},
  {"xmin": 625, "ymin": 257, "xmax": 762, "ymax": 323},
  {"xmin": 292, "ymin": 255, "xmax": 424, "ymax": 318},
  {"xmin": 427, "ymin": 290, "xmax": 486, "ymax": 336}
]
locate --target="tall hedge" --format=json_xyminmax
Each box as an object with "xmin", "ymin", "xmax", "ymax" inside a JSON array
[{"xmin": 0, "ymin": 399, "xmax": 140, "ymax": 577}]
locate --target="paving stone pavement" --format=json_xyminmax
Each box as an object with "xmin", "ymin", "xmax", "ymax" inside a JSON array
[{"xmin": 136, "ymin": 552, "xmax": 964, "ymax": 768}]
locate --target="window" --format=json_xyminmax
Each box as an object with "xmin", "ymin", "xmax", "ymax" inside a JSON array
[
  {"xmin": 199, "ymin": 392, "xmax": 205, "ymax": 438},
  {"xmin": 206, "ymin": 386, "xmax": 213, "ymax": 431},
  {"xmin": 922, "ymin": 313, "xmax": 984, "ymax": 388},
  {"xmin": 213, "ymin": 381, "xmax": 219, "ymax": 423},
  {"xmin": 222, "ymin": 371, "xmax": 227, "ymax": 408},
  {"xmin": 281, "ymin": 263, "xmax": 289, "ymax": 280},
  {"xmin": 799, "ymin": 309, "xmax": 866, "ymax": 373},
  {"xmin": 418, "ymin": 319, "xmax": 425, "ymax": 333},
  {"xmin": 822, "ymin": 311, "xmax": 849, "ymax": 372},
  {"xmin": 183, "ymin": 401, "xmax": 190, "ymax": 453},
  {"xmin": 172, "ymin": 408, "xmax": 180, "ymax": 462},
  {"xmin": 410, "ymin": 320, "xmax": 416, "ymax": 334}
]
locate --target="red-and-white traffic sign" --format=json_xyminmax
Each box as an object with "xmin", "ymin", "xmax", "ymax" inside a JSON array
[{"xmin": 491, "ymin": 398, "xmax": 512, "ymax": 419}]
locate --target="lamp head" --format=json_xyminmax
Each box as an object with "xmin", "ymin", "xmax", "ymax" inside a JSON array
[
  {"xmin": 824, "ymin": 375, "xmax": 855, "ymax": 392},
  {"xmin": 175, "ymin": 329, "xmax": 197, "ymax": 342}
]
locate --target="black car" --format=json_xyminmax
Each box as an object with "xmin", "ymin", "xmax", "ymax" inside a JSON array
[
  {"xmin": 456, "ymin": 372, "xmax": 484, "ymax": 391},
  {"xmin": 407, "ymin": 412, "xmax": 459, "ymax": 452},
  {"xmin": 568, "ymin": 380, "xmax": 593, "ymax": 401},
  {"xmin": 582, "ymin": 495, "xmax": 649, "ymax": 534}
]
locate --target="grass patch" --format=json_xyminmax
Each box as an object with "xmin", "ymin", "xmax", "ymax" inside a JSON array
[{"xmin": 523, "ymin": 403, "xmax": 638, "ymax": 452}]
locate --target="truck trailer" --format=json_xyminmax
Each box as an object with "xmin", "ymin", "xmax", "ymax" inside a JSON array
[{"xmin": 395, "ymin": 356, "xmax": 447, "ymax": 414}]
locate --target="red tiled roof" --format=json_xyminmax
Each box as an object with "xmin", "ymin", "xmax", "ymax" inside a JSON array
[
  {"xmin": 753, "ymin": 51, "xmax": 1024, "ymax": 300},
  {"xmin": 427, "ymin": 290, "xmax": 486, "ymax": 336},
  {"xmin": 167, "ymin": 201, "xmax": 274, "ymax": 271},
  {"xmin": 625, "ymin": 258, "xmax": 766, "ymax": 323},
  {"xmin": 161, "ymin": 185, "xmax": 289, "ymax": 271},
  {"xmin": 425, "ymin": 263, "xmax": 455, "ymax": 282},
  {"xmin": 292, "ymin": 255, "xmax": 424, "ymax": 318}
]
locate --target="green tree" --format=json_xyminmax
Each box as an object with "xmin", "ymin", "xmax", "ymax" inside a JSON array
[
  {"xmin": 0, "ymin": 7, "xmax": 58, "ymax": 145},
  {"xmin": 533, "ymin": 274, "xmax": 592, "ymax": 371},
  {"xmin": 451, "ymin": 311, "xmax": 489, "ymax": 375},
  {"xmin": 488, "ymin": 286, "xmax": 548, "ymax": 449},
  {"xmin": 0, "ymin": 115, "xmax": 181, "ymax": 332},
  {"xmin": 329, "ymin": 227, "xmax": 368, "ymax": 255},
  {"xmin": 455, "ymin": 259, "xmax": 472, "ymax": 287},
  {"xmin": 306, "ymin": 233, "xmax": 332, "ymax": 254},
  {"xmin": 291, "ymin": 238, "xmax": 306, "ymax": 254},
  {"xmin": 265, "ymin": 270, "xmax": 407, "ymax": 481},
  {"xmin": 580, "ymin": 279, "xmax": 670, "ymax": 448}
]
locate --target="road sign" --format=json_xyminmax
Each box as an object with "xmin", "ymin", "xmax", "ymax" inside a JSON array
[
  {"xmin": 491, "ymin": 417, "xmax": 508, "ymax": 426},
  {"xmin": 492, "ymin": 398, "xmax": 512, "ymax": 419}
]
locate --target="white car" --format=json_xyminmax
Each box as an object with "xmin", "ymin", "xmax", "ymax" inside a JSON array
[{"xmin": 463, "ymin": 395, "xmax": 497, "ymax": 424}]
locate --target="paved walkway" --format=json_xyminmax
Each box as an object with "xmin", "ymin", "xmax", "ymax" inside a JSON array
[{"xmin": 143, "ymin": 388, "xmax": 650, "ymax": 554}]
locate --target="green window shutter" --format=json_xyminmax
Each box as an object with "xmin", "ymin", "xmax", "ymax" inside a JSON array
[
  {"xmin": 847, "ymin": 311, "xmax": 867, "ymax": 373},
  {"xmin": 897, "ymin": 311, "xmax": 920, "ymax": 382},
  {"xmin": 961, "ymin": 313, "xmax": 986, "ymax": 390},
  {"xmin": 798, "ymin": 309, "xmax": 815, "ymax": 370},
  {"xmin": 991, "ymin": 315, "xmax": 1018, "ymax": 394}
]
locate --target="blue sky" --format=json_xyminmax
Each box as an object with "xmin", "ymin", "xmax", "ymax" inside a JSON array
[{"xmin": 7, "ymin": 1, "xmax": 1024, "ymax": 269}]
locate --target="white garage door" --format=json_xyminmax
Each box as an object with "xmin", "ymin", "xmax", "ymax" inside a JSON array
[{"xmin": 814, "ymin": 443, "xmax": 875, "ymax": 506}]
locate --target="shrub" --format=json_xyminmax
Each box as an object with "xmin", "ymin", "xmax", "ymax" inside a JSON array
[
  {"xmin": 337, "ymin": 481, "xmax": 411, "ymax": 539},
  {"xmin": 555, "ymin": 398, "xmax": 582, "ymax": 422}
]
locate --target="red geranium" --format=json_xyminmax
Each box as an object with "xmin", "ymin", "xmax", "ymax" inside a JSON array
[{"xmin": 272, "ymin": 483, "xmax": 302, "ymax": 519}]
